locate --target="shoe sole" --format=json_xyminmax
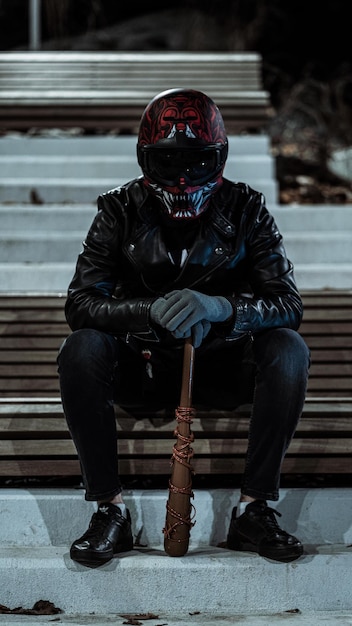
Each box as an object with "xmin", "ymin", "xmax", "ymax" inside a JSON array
[
  {"xmin": 227, "ymin": 537, "xmax": 303, "ymax": 563},
  {"xmin": 70, "ymin": 540, "xmax": 134, "ymax": 567}
]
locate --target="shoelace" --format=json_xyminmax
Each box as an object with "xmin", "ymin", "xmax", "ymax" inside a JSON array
[
  {"xmin": 82, "ymin": 509, "xmax": 114, "ymax": 542},
  {"xmin": 255, "ymin": 504, "xmax": 289, "ymax": 539}
]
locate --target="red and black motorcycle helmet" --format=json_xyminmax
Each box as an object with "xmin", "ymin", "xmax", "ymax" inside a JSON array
[{"xmin": 137, "ymin": 88, "xmax": 228, "ymax": 220}]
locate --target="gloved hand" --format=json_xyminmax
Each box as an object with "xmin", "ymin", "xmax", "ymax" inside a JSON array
[
  {"xmin": 174, "ymin": 319, "xmax": 212, "ymax": 348},
  {"xmin": 150, "ymin": 288, "xmax": 233, "ymax": 347}
]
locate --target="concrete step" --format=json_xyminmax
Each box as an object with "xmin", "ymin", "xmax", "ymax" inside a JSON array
[
  {"xmin": 0, "ymin": 204, "xmax": 96, "ymax": 231},
  {"xmin": 3, "ymin": 487, "xmax": 350, "ymax": 548},
  {"xmin": 283, "ymin": 232, "xmax": 352, "ymax": 263},
  {"xmin": 0, "ymin": 203, "xmax": 351, "ymax": 291},
  {"xmin": 1, "ymin": 544, "xmax": 351, "ymax": 616},
  {"xmin": 0, "ymin": 133, "xmax": 279, "ymax": 204},
  {"xmin": 0, "ymin": 232, "xmax": 85, "ymax": 262},
  {"xmin": 1, "ymin": 204, "xmax": 352, "ymax": 232},
  {"xmin": 1, "ymin": 230, "xmax": 350, "ymax": 264},
  {"xmin": 1, "ymin": 262, "xmax": 352, "ymax": 293},
  {"xmin": 0, "ymin": 488, "xmax": 351, "ymax": 616},
  {"xmin": 292, "ymin": 263, "xmax": 352, "ymax": 290},
  {"xmin": 0, "ymin": 262, "xmax": 75, "ymax": 293},
  {"xmin": 0, "ymin": 177, "xmax": 278, "ymax": 204},
  {"xmin": 0, "ymin": 134, "xmax": 273, "ymax": 156},
  {"xmin": 0, "ymin": 607, "xmax": 351, "ymax": 626},
  {"xmin": 1, "ymin": 611, "xmax": 352, "ymax": 626},
  {"xmin": 0, "ymin": 154, "xmax": 274, "ymax": 180},
  {"xmin": 271, "ymin": 204, "xmax": 352, "ymax": 231}
]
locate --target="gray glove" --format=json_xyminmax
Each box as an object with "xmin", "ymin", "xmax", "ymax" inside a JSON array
[
  {"xmin": 150, "ymin": 288, "xmax": 232, "ymax": 347},
  {"xmin": 175, "ymin": 319, "xmax": 212, "ymax": 348}
]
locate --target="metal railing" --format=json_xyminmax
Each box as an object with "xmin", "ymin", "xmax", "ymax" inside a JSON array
[{"xmin": 29, "ymin": 0, "xmax": 41, "ymax": 50}]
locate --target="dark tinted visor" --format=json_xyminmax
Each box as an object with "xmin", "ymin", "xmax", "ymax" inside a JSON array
[{"xmin": 140, "ymin": 147, "xmax": 223, "ymax": 186}]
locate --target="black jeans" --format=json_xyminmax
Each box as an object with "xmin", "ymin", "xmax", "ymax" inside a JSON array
[{"xmin": 57, "ymin": 328, "xmax": 310, "ymax": 502}]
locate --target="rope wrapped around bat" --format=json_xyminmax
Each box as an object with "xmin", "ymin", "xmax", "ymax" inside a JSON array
[{"xmin": 162, "ymin": 404, "xmax": 197, "ymax": 541}]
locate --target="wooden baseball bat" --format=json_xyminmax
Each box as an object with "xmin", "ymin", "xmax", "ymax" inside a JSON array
[{"xmin": 163, "ymin": 336, "xmax": 196, "ymax": 556}]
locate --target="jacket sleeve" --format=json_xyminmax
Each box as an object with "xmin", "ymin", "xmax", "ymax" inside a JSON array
[
  {"xmin": 221, "ymin": 192, "xmax": 303, "ymax": 339},
  {"xmin": 64, "ymin": 191, "xmax": 156, "ymax": 336}
]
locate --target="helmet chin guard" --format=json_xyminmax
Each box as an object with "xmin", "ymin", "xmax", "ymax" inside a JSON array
[{"xmin": 137, "ymin": 88, "xmax": 228, "ymax": 220}]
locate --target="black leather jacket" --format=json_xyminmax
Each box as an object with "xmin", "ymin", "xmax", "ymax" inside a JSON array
[{"xmin": 65, "ymin": 177, "xmax": 303, "ymax": 344}]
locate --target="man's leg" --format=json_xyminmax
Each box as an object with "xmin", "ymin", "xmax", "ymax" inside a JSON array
[
  {"xmin": 227, "ymin": 328, "xmax": 310, "ymax": 561},
  {"xmin": 57, "ymin": 329, "xmax": 133, "ymax": 566}
]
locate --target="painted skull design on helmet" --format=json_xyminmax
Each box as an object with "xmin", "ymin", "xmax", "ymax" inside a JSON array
[{"xmin": 137, "ymin": 88, "xmax": 228, "ymax": 220}]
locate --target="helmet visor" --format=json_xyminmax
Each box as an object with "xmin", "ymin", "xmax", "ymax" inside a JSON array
[{"xmin": 139, "ymin": 146, "xmax": 224, "ymax": 187}]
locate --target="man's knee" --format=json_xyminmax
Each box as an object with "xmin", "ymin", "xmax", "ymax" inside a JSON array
[
  {"xmin": 58, "ymin": 328, "xmax": 115, "ymax": 370},
  {"xmin": 253, "ymin": 327, "xmax": 310, "ymax": 374}
]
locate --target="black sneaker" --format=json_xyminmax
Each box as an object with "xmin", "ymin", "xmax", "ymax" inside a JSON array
[
  {"xmin": 70, "ymin": 502, "xmax": 133, "ymax": 567},
  {"xmin": 227, "ymin": 500, "xmax": 303, "ymax": 563}
]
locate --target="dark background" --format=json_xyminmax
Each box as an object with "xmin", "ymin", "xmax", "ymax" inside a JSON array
[
  {"xmin": 0, "ymin": 0, "xmax": 352, "ymax": 104},
  {"xmin": 2, "ymin": 1, "xmax": 351, "ymax": 89},
  {"xmin": 1, "ymin": 0, "xmax": 351, "ymax": 202}
]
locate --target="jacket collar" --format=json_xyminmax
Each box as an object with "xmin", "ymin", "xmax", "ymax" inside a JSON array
[{"xmin": 132, "ymin": 177, "xmax": 236, "ymax": 238}]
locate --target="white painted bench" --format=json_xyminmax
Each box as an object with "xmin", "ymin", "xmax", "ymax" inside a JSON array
[{"xmin": 0, "ymin": 51, "xmax": 272, "ymax": 133}]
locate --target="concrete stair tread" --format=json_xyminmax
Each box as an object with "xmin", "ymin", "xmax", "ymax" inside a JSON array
[
  {"xmin": 0, "ymin": 489, "xmax": 351, "ymax": 614},
  {"xmin": 0, "ymin": 180, "xmax": 278, "ymax": 205},
  {"xmin": 0, "ymin": 123, "xmax": 350, "ymax": 289},
  {"xmin": 2, "ymin": 202, "xmax": 351, "ymax": 212},
  {"xmin": 0, "ymin": 154, "xmax": 273, "ymax": 163},
  {"xmin": 0, "ymin": 231, "xmax": 87, "ymax": 239},
  {"xmin": 2, "ymin": 204, "xmax": 352, "ymax": 234},
  {"xmin": 284, "ymin": 232, "xmax": 352, "ymax": 238},
  {"xmin": 2, "ymin": 231, "xmax": 351, "ymax": 240},
  {"xmin": 0, "ymin": 133, "xmax": 279, "ymax": 204},
  {"xmin": 2, "ymin": 611, "xmax": 352, "ymax": 626},
  {"xmin": 0, "ymin": 542, "xmax": 349, "ymax": 559},
  {"xmin": 2, "ymin": 261, "xmax": 352, "ymax": 269},
  {"xmin": 0, "ymin": 543, "xmax": 351, "ymax": 615},
  {"xmin": 1, "ymin": 262, "xmax": 352, "ymax": 291},
  {"xmin": 0, "ymin": 177, "xmax": 276, "ymax": 187},
  {"xmin": 0, "ymin": 134, "xmax": 273, "ymax": 155},
  {"xmin": 1, "ymin": 177, "xmax": 137, "ymax": 183}
]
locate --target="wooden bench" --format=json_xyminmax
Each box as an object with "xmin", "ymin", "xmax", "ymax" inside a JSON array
[
  {"xmin": 0, "ymin": 51, "xmax": 272, "ymax": 134},
  {"xmin": 0, "ymin": 291, "xmax": 351, "ymax": 480}
]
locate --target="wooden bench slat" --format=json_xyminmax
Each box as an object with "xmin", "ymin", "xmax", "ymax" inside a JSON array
[
  {"xmin": 0, "ymin": 381, "xmax": 60, "ymax": 393},
  {"xmin": 1, "ymin": 347, "xmax": 348, "ymax": 363},
  {"xmin": 309, "ymin": 364, "xmax": 352, "ymax": 375},
  {"xmin": 1, "ymin": 457, "xmax": 351, "ymax": 477},
  {"xmin": 0, "ymin": 323, "xmax": 68, "ymax": 336},
  {"xmin": 300, "ymin": 323, "xmax": 352, "ymax": 334},
  {"xmin": 307, "ymin": 349, "xmax": 352, "ymax": 361},
  {"xmin": 304, "ymin": 337, "xmax": 352, "ymax": 348},
  {"xmin": 0, "ymin": 365, "xmax": 58, "ymax": 376},
  {"xmin": 0, "ymin": 351, "xmax": 59, "ymax": 363},
  {"xmin": 0, "ymin": 310, "xmax": 67, "ymax": 323},
  {"xmin": 1, "ymin": 362, "xmax": 350, "ymax": 378},
  {"xmin": 0, "ymin": 296, "xmax": 66, "ymax": 309},
  {"xmin": 0, "ymin": 338, "xmax": 64, "ymax": 349},
  {"xmin": 1, "ymin": 416, "xmax": 351, "ymax": 437},
  {"xmin": 1, "ymin": 437, "xmax": 351, "ymax": 457},
  {"xmin": 306, "ymin": 380, "xmax": 352, "ymax": 391},
  {"xmin": 0, "ymin": 392, "xmax": 60, "ymax": 399},
  {"xmin": 0, "ymin": 73, "xmax": 261, "ymax": 83},
  {"xmin": 302, "ymin": 294, "xmax": 352, "ymax": 306},
  {"xmin": 0, "ymin": 459, "xmax": 82, "ymax": 476},
  {"xmin": 302, "ymin": 311, "xmax": 352, "ymax": 322},
  {"xmin": 0, "ymin": 398, "xmax": 350, "ymax": 415}
]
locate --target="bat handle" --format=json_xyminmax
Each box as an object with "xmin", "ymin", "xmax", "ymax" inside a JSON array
[{"xmin": 163, "ymin": 337, "xmax": 196, "ymax": 557}]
